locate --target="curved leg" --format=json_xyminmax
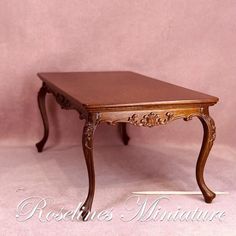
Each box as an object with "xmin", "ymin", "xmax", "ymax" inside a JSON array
[
  {"xmin": 36, "ymin": 83, "xmax": 49, "ymax": 152},
  {"xmin": 80, "ymin": 120, "xmax": 97, "ymax": 221},
  {"xmin": 118, "ymin": 123, "xmax": 130, "ymax": 145},
  {"xmin": 196, "ymin": 113, "xmax": 216, "ymax": 203}
]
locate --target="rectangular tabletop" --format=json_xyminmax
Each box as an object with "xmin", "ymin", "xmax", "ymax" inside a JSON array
[{"xmin": 38, "ymin": 71, "xmax": 218, "ymax": 109}]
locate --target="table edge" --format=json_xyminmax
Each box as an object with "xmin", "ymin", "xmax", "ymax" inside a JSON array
[{"xmin": 38, "ymin": 75, "xmax": 219, "ymax": 112}]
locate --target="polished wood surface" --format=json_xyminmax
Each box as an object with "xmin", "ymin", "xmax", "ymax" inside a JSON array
[
  {"xmin": 36, "ymin": 71, "xmax": 219, "ymax": 221},
  {"xmin": 38, "ymin": 71, "xmax": 218, "ymax": 109}
]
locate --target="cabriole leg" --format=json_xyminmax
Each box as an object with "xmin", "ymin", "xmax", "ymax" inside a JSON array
[
  {"xmin": 36, "ymin": 83, "xmax": 49, "ymax": 152},
  {"xmin": 81, "ymin": 119, "xmax": 97, "ymax": 220},
  {"xmin": 196, "ymin": 112, "xmax": 216, "ymax": 203}
]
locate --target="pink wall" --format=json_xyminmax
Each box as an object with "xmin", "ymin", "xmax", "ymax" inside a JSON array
[{"xmin": 0, "ymin": 0, "xmax": 235, "ymax": 148}]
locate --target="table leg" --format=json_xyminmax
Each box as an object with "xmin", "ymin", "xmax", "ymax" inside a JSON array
[
  {"xmin": 196, "ymin": 113, "xmax": 216, "ymax": 203},
  {"xmin": 81, "ymin": 120, "xmax": 97, "ymax": 221},
  {"xmin": 118, "ymin": 123, "xmax": 130, "ymax": 145},
  {"xmin": 36, "ymin": 83, "xmax": 49, "ymax": 152}
]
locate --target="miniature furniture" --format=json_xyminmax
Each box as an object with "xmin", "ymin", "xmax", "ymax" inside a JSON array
[{"xmin": 36, "ymin": 71, "xmax": 218, "ymax": 220}]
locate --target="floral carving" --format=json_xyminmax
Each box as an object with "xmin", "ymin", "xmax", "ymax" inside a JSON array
[
  {"xmin": 83, "ymin": 122, "xmax": 95, "ymax": 150},
  {"xmin": 42, "ymin": 83, "xmax": 88, "ymax": 120},
  {"xmin": 201, "ymin": 114, "xmax": 216, "ymax": 143},
  {"xmin": 128, "ymin": 112, "xmax": 174, "ymax": 127}
]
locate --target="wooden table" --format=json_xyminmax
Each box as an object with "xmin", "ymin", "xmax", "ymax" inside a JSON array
[{"xmin": 36, "ymin": 71, "xmax": 218, "ymax": 220}]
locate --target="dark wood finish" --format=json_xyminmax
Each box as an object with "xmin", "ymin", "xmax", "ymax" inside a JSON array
[
  {"xmin": 36, "ymin": 71, "xmax": 219, "ymax": 220},
  {"xmin": 36, "ymin": 83, "xmax": 49, "ymax": 152},
  {"xmin": 118, "ymin": 123, "xmax": 130, "ymax": 145},
  {"xmin": 197, "ymin": 113, "xmax": 216, "ymax": 203},
  {"xmin": 80, "ymin": 117, "xmax": 97, "ymax": 220}
]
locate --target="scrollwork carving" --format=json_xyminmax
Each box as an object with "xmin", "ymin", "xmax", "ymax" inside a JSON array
[
  {"xmin": 42, "ymin": 82, "xmax": 88, "ymax": 120},
  {"xmin": 82, "ymin": 114, "xmax": 100, "ymax": 150},
  {"xmin": 200, "ymin": 114, "xmax": 216, "ymax": 143},
  {"xmin": 128, "ymin": 112, "xmax": 174, "ymax": 127},
  {"xmin": 83, "ymin": 122, "xmax": 95, "ymax": 150}
]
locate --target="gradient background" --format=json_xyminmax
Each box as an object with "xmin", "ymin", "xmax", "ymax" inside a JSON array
[{"xmin": 0, "ymin": 0, "xmax": 235, "ymax": 235}]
